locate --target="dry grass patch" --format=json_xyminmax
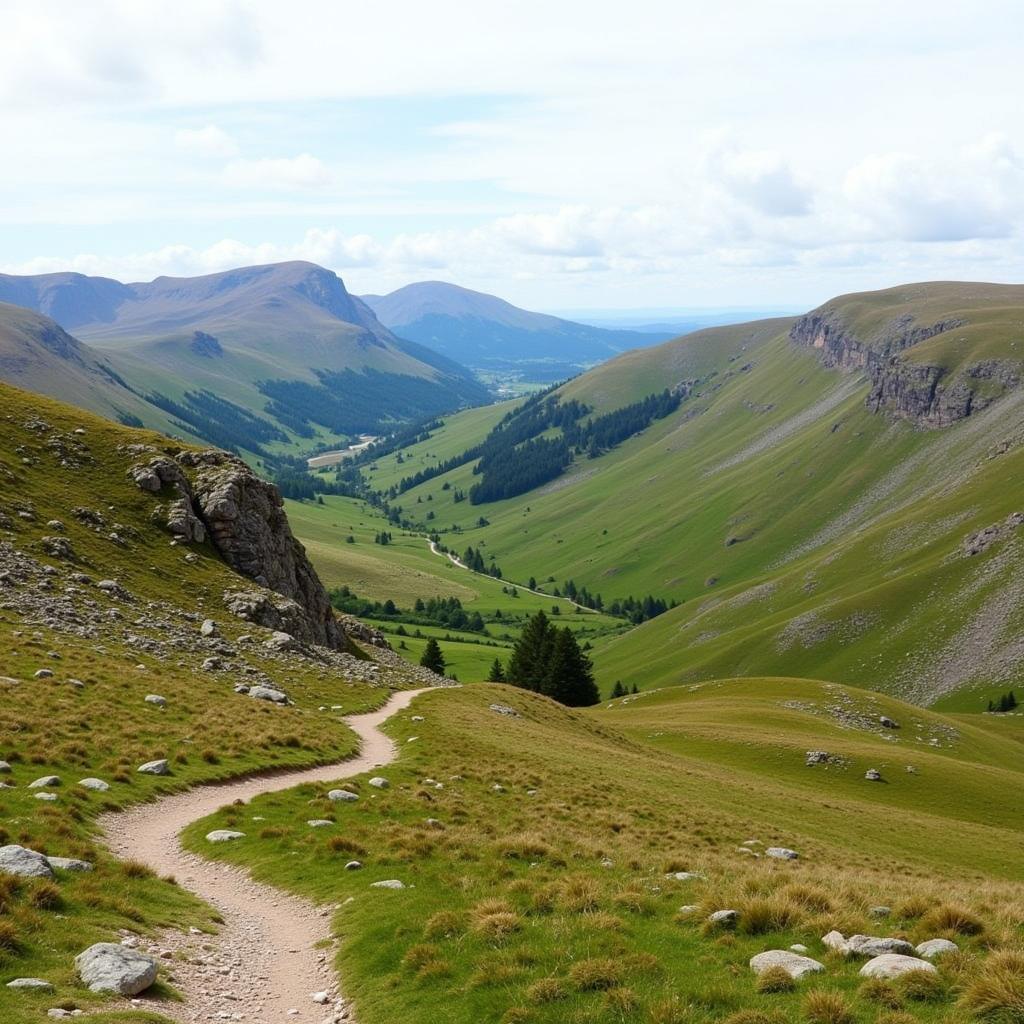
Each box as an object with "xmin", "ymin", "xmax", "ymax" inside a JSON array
[
  {"xmin": 738, "ymin": 894, "xmax": 804, "ymax": 935},
  {"xmin": 526, "ymin": 977, "xmax": 566, "ymax": 1004},
  {"xmin": 959, "ymin": 949, "xmax": 1024, "ymax": 1023},
  {"xmin": 756, "ymin": 965, "xmax": 796, "ymax": 994},
  {"xmin": 802, "ymin": 989, "xmax": 854, "ymax": 1024},
  {"xmin": 569, "ymin": 957, "xmax": 623, "ymax": 991},
  {"xmin": 921, "ymin": 903, "xmax": 985, "ymax": 936}
]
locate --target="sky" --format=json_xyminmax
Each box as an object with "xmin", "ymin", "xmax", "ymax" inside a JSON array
[{"xmin": 1, "ymin": 0, "xmax": 1023, "ymax": 311}]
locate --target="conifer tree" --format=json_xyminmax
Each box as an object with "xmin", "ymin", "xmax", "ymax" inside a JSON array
[
  {"xmin": 545, "ymin": 627, "xmax": 600, "ymax": 707},
  {"xmin": 507, "ymin": 610, "xmax": 556, "ymax": 692},
  {"xmin": 487, "ymin": 658, "xmax": 506, "ymax": 682},
  {"xmin": 419, "ymin": 637, "xmax": 446, "ymax": 674},
  {"xmin": 610, "ymin": 680, "xmax": 627, "ymax": 698}
]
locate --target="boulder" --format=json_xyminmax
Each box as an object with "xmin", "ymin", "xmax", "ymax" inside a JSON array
[
  {"xmin": 665, "ymin": 871, "xmax": 703, "ymax": 881},
  {"xmin": 865, "ymin": 769, "xmax": 882, "ymax": 782},
  {"xmin": 368, "ymin": 777, "xmax": 389, "ymax": 789},
  {"xmin": 328, "ymin": 789, "xmax": 358, "ymax": 802},
  {"xmin": 307, "ymin": 820, "xmax": 333, "ymax": 828},
  {"xmin": 137, "ymin": 759, "xmax": 170, "ymax": 776},
  {"xmin": 29, "ymin": 775, "xmax": 61, "ymax": 788},
  {"xmin": 845, "ymin": 935, "xmax": 916, "ymax": 957},
  {"xmin": 6, "ymin": 978, "xmax": 54, "ymax": 991},
  {"xmin": 766, "ymin": 847, "xmax": 799, "ymax": 860},
  {"xmin": 345, "ymin": 861, "xmax": 362, "ymax": 870},
  {"xmin": 75, "ymin": 942, "xmax": 158, "ymax": 995},
  {"xmin": 708, "ymin": 909, "xmax": 738, "ymax": 927},
  {"xmin": 0, "ymin": 760, "xmax": 10, "ymax": 773},
  {"xmin": 47, "ymin": 856, "xmax": 93, "ymax": 872},
  {"xmin": 822, "ymin": 930, "xmax": 848, "ymax": 952},
  {"xmin": 371, "ymin": 879, "xmax": 405, "ymax": 889},
  {"xmin": 869, "ymin": 906, "xmax": 891, "ymax": 918},
  {"xmin": 859, "ymin": 954, "xmax": 938, "ymax": 979},
  {"xmin": 34, "ymin": 669, "xmax": 54, "ymax": 679},
  {"xmin": 264, "ymin": 631, "xmax": 297, "ymax": 652},
  {"xmin": 916, "ymin": 938, "xmax": 958, "ymax": 959},
  {"xmin": 200, "ymin": 618, "xmax": 219, "ymax": 637},
  {"xmin": 0, "ymin": 844, "xmax": 56, "ymax": 878},
  {"xmin": 750, "ymin": 950, "xmax": 825, "ymax": 979},
  {"xmin": 249, "ymin": 685, "xmax": 288, "ymax": 704},
  {"xmin": 34, "ymin": 792, "xmax": 58, "ymax": 802},
  {"xmin": 206, "ymin": 830, "xmax": 245, "ymax": 843},
  {"xmin": 144, "ymin": 694, "xmax": 167, "ymax": 707},
  {"xmin": 489, "ymin": 703, "xmax": 520, "ymax": 717},
  {"xmin": 78, "ymin": 777, "xmax": 110, "ymax": 792}
]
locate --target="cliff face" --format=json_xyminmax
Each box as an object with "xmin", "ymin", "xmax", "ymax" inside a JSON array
[
  {"xmin": 128, "ymin": 448, "xmax": 344, "ymax": 649},
  {"xmin": 790, "ymin": 311, "xmax": 1019, "ymax": 427}
]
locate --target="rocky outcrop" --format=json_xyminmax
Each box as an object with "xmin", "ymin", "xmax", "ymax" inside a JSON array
[
  {"xmin": 790, "ymin": 310, "xmax": 1020, "ymax": 426},
  {"xmin": 127, "ymin": 447, "xmax": 343, "ymax": 649}
]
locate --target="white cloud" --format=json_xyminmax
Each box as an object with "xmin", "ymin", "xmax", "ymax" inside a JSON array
[
  {"xmin": 222, "ymin": 154, "xmax": 331, "ymax": 190},
  {"xmin": 175, "ymin": 125, "xmax": 239, "ymax": 158},
  {"xmin": 710, "ymin": 148, "xmax": 812, "ymax": 217}
]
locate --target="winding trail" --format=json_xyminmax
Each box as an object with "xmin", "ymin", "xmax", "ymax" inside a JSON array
[{"xmin": 99, "ymin": 688, "xmax": 428, "ymax": 1024}]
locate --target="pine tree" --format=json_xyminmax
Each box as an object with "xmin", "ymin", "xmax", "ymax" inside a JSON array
[
  {"xmin": 610, "ymin": 680, "xmax": 627, "ymax": 698},
  {"xmin": 419, "ymin": 638, "xmax": 446, "ymax": 674},
  {"xmin": 631, "ymin": 683, "xmax": 639, "ymax": 694},
  {"xmin": 487, "ymin": 658, "xmax": 506, "ymax": 682},
  {"xmin": 545, "ymin": 628, "xmax": 600, "ymax": 707},
  {"xmin": 507, "ymin": 611, "xmax": 556, "ymax": 692}
]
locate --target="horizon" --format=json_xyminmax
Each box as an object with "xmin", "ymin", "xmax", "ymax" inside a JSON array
[{"xmin": 3, "ymin": 1, "xmax": 1023, "ymax": 309}]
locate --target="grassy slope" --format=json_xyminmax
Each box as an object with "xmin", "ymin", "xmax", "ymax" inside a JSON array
[
  {"xmin": 0, "ymin": 382, "xmax": 423, "ymax": 1023},
  {"xmin": 188, "ymin": 679, "xmax": 1024, "ymax": 1024},
  {"xmin": 338, "ymin": 285, "xmax": 1024, "ymax": 705}
]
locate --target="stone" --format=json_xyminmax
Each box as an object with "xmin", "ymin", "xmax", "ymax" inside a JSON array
[
  {"xmin": 47, "ymin": 856, "xmax": 93, "ymax": 872},
  {"xmin": 880, "ymin": 715, "xmax": 900, "ymax": 729},
  {"xmin": 371, "ymin": 879, "xmax": 405, "ymax": 889},
  {"xmin": 368, "ymin": 777, "xmax": 389, "ymax": 789},
  {"xmin": 489, "ymin": 703, "xmax": 520, "ymax": 717},
  {"xmin": 790, "ymin": 944, "xmax": 808, "ymax": 953},
  {"xmin": 29, "ymin": 775, "xmax": 61, "ymax": 788},
  {"xmin": 34, "ymin": 668, "xmax": 54, "ymax": 679},
  {"xmin": 845, "ymin": 935, "xmax": 916, "ymax": 957},
  {"xmin": 665, "ymin": 871, "xmax": 703, "ymax": 881},
  {"xmin": 859, "ymin": 954, "xmax": 938, "ymax": 979},
  {"xmin": 0, "ymin": 761, "xmax": 10, "ymax": 773},
  {"xmin": 206, "ymin": 830, "xmax": 245, "ymax": 843},
  {"xmin": 411, "ymin": 715, "xmax": 425, "ymax": 722},
  {"xmin": 916, "ymin": 938, "xmax": 958, "ymax": 959},
  {"xmin": 869, "ymin": 906, "xmax": 891, "ymax": 918},
  {"xmin": 805, "ymin": 750, "xmax": 832, "ymax": 765},
  {"xmin": 0, "ymin": 845, "xmax": 56, "ymax": 878},
  {"xmin": 75, "ymin": 942, "xmax": 158, "ymax": 995},
  {"xmin": 307, "ymin": 820, "xmax": 334, "ymax": 828},
  {"xmin": 765, "ymin": 847, "xmax": 799, "ymax": 860},
  {"xmin": 264, "ymin": 631, "xmax": 298, "ymax": 652},
  {"xmin": 6, "ymin": 978, "xmax": 54, "ymax": 991},
  {"xmin": 865, "ymin": 769, "xmax": 882, "ymax": 782},
  {"xmin": 328, "ymin": 789, "xmax": 358, "ymax": 802},
  {"xmin": 144, "ymin": 694, "xmax": 167, "ymax": 707},
  {"xmin": 750, "ymin": 950, "xmax": 825, "ymax": 979},
  {"xmin": 822, "ymin": 930, "xmax": 848, "ymax": 952},
  {"xmin": 202, "ymin": 657, "xmax": 222, "ymax": 671},
  {"xmin": 249, "ymin": 685, "xmax": 288, "ymax": 704},
  {"xmin": 137, "ymin": 759, "xmax": 170, "ymax": 776},
  {"xmin": 345, "ymin": 861, "xmax": 362, "ymax": 871},
  {"xmin": 708, "ymin": 909, "xmax": 738, "ymax": 927},
  {"xmin": 200, "ymin": 618, "xmax": 219, "ymax": 637},
  {"xmin": 35, "ymin": 792, "xmax": 58, "ymax": 801},
  {"xmin": 312, "ymin": 991, "xmax": 330, "ymax": 1004}
]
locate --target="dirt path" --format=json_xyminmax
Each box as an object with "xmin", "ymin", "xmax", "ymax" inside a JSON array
[{"xmin": 99, "ymin": 688, "xmax": 428, "ymax": 1024}]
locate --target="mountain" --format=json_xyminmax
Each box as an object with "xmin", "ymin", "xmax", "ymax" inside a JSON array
[
  {"xmin": 0, "ymin": 263, "xmax": 490, "ymax": 454},
  {"xmin": 363, "ymin": 280, "xmax": 672, "ymax": 381},
  {"xmin": 330, "ymin": 280, "xmax": 1024, "ymax": 707}
]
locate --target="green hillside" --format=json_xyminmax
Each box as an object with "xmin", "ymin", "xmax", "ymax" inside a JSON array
[{"xmin": 296, "ymin": 282, "xmax": 1024, "ymax": 706}]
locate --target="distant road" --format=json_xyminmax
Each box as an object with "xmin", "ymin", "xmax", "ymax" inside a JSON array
[{"xmin": 307, "ymin": 435, "xmax": 378, "ymax": 469}]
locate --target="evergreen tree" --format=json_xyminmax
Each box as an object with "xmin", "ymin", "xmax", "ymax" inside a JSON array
[
  {"xmin": 419, "ymin": 638, "xmax": 446, "ymax": 674},
  {"xmin": 487, "ymin": 658, "xmax": 506, "ymax": 682},
  {"xmin": 610, "ymin": 680, "xmax": 627, "ymax": 698},
  {"xmin": 507, "ymin": 611, "xmax": 556, "ymax": 692},
  {"xmin": 631, "ymin": 683, "xmax": 639, "ymax": 694},
  {"xmin": 545, "ymin": 628, "xmax": 600, "ymax": 707}
]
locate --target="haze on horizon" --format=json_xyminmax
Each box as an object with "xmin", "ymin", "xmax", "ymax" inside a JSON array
[{"xmin": 2, "ymin": 0, "xmax": 1023, "ymax": 312}]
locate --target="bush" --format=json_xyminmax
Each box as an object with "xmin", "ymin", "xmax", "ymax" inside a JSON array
[
  {"xmin": 326, "ymin": 835, "xmax": 366, "ymax": 855},
  {"xmin": 959, "ymin": 949, "xmax": 1024, "ymax": 1022},
  {"xmin": 756, "ymin": 966, "xmax": 796, "ymax": 994},
  {"xmin": 0, "ymin": 919, "xmax": 19, "ymax": 950},
  {"xmin": 802, "ymin": 990, "xmax": 854, "ymax": 1024}
]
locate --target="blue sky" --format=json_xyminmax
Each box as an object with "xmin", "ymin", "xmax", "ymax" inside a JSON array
[{"xmin": 2, "ymin": 0, "xmax": 1023, "ymax": 310}]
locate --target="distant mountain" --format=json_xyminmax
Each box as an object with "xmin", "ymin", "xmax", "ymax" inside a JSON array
[
  {"xmin": 363, "ymin": 281, "xmax": 671, "ymax": 379},
  {"xmin": 0, "ymin": 263, "xmax": 490, "ymax": 453}
]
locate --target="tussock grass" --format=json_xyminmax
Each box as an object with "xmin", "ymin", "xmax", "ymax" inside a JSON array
[
  {"xmin": 959, "ymin": 950, "xmax": 1024, "ymax": 1023},
  {"xmin": 802, "ymin": 989, "xmax": 854, "ymax": 1024},
  {"xmin": 756, "ymin": 966, "xmax": 797, "ymax": 994}
]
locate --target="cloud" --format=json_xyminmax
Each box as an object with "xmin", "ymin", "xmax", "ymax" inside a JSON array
[
  {"xmin": 222, "ymin": 154, "xmax": 331, "ymax": 190},
  {"xmin": 175, "ymin": 125, "xmax": 239, "ymax": 158},
  {"xmin": 710, "ymin": 148, "xmax": 812, "ymax": 217}
]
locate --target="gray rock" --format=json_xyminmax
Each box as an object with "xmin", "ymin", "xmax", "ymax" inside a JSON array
[
  {"xmin": 29, "ymin": 775, "xmax": 61, "ymax": 788},
  {"xmin": 78, "ymin": 777, "xmax": 111, "ymax": 792},
  {"xmin": 144, "ymin": 694, "xmax": 167, "ymax": 707},
  {"xmin": 708, "ymin": 909, "xmax": 738, "ymax": 927},
  {"xmin": 6, "ymin": 977, "xmax": 54, "ymax": 991},
  {"xmin": 75, "ymin": 942, "xmax": 158, "ymax": 994},
  {"xmin": 869, "ymin": 906, "xmax": 891, "ymax": 918},
  {"xmin": 34, "ymin": 792, "xmax": 58, "ymax": 801},
  {"xmin": 371, "ymin": 879, "xmax": 405, "ymax": 889},
  {"xmin": 368, "ymin": 777, "xmax": 389, "ymax": 789},
  {"xmin": 249, "ymin": 685, "xmax": 288, "ymax": 704},
  {"xmin": 822, "ymin": 930, "xmax": 848, "ymax": 952},
  {"xmin": 665, "ymin": 871, "xmax": 703, "ymax": 881},
  {"xmin": 201, "ymin": 657, "xmax": 222, "ymax": 671},
  {"xmin": 47, "ymin": 856, "xmax": 93, "ymax": 872},
  {"xmin": 489, "ymin": 703, "xmax": 520, "ymax": 717},
  {"xmin": 328, "ymin": 789, "xmax": 358, "ymax": 802},
  {"xmin": 137, "ymin": 759, "xmax": 170, "ymax": 776},
  {"xmin": 880, "ymin": 715, "xmax": 900, "ymax": 729},
  {"xmin": 790, "ymin": 944, "xmax": 808, "ymax": 953},
  {"xmin": 765, "ymin": 847, "xmax": 799, "ymax": 860},
  {"xmin": 750, "ymin": 950, "xmax": 825, "ymax": 979},
  {"xmin": 845, "ymin": 935, "xmax": 916, "ymax": 957},
  {"xmin": 0, "ymin": 845, "xmax": 56, "ymax": 878},
  {"xmin": 205, "ymin": 830, "xmax": 245, "ymax": 843},
  {"xmin": 345, "ymin": 861, "xmax": 362, "ymax": 870},
  {"xmin": 200, "ymin": 618, "xmax": 218, "ymax": 637},
  {"xmin": 0, "ymin": 760, "xmax": 10, "ymax": 773},
  {"xmin": 264, "ymin": 631, "xmax": 297, "ymax": 652},
  {"xmin": 234, "ymin": 683, "xmax": 250, "ymax": 694},
  {"xmin": 916, "ymin": 938, "xmax": 958, "ymax": 959},
  {"xmin": 865, "ymin": 768, "xmax": 882, "ymax": 782},
  {"xmin": 34, "ymin": 669, "xmax": 54, "ymax": 679},
  {"xmin": 307, "ymin": 820, "xmax": 333, "ymax": 828},
  {"xmin": 859, "ymin": 953, "xmax": 937, "ymax": 978}
]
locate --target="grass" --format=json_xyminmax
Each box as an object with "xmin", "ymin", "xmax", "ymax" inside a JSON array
[{"xmin": 185, "ymin": 681, "xmax": 1024, "ymax": 1024}]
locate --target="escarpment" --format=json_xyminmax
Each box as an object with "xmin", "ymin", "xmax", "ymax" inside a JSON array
[
  {"xmin": 790, "ymin": 310, "xmax": 1021, "ymax": 427},
  {"xmin": 127, "ymin": 447, "xmax": 344, "ymax": 648}
]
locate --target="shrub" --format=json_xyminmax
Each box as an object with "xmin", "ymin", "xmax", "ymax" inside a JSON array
[
  {"xmin": 402, "ymin": 943, "xmax": 440, "ymax": 970},
  {"xmin": 569, "ymin": 957, "xmax": 622, "ymax": 991},
  {"xmin": 783, "ymin": 883, "xmax": 834, "ymax": 914},
  {"xmin": 921, "ymin": 903, "xmax": 985, "ymax": 936},
  {"xmin": 527, "ymin": 977, "xmax": 566, "ymax": 1004},
  {"xmin": 803, "ymin": 989, "xmax": 854, "ymax": 1024},
  {"xmin": 959, "ymin": 949, "xmax": 1024, "ymax": 1022},
  {"xmin": 896, "ymin": 968, "xmax": 946, "ymax": 1002},
  {"xmin": 756, "ymin": 966, "xmax": 796, "ymax": 993},
  {"xmin": 259, "ymin": 826, "xmax": 286, "ymax": 839},
  {"xmin": 614, "ymin": 888, "xmax": 656, "ymax": 915},
  {"xmin": 720, "ymin": 1012, "xmax": 786, "ymax": 1024},
  {"xmin": 500, "ymin": 1009, "xmax": 532, "ymax": 1024}
]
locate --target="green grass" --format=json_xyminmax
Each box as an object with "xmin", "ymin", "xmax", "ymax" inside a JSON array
[{"xmin": 185, "ymin": 680, "xmax": 1024, "ymax": 1024}]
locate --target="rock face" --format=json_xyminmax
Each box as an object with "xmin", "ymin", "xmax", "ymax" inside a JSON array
[
  {"xmin": 75, "ymin": 942, "xmax": 158, "ymax": 995},
  {"xmin": 0, "ymin": 844, "xmax": 56, "ymax": 878},
  {"xmin": 790, "ymin": 309, "xmax": 1020, "ymax": 427},
  {"xmin": 750, "ymin": 950, "xmax": 825, "ymax": 979},
  {"xmin": 859, "ymin": 953, "xmax": 938, "ymax": 979},
  {"xmin": 128, "ymin": 448, "xmax": 343, "ymax": 649}
]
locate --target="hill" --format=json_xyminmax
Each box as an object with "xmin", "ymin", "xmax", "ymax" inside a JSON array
[
  {"xmin": 363, "ymin": 280, "xmax": 670, "ymax": 385},
  {"xmin": 301, "ymin": 281, "xmax": 1024, "ymax": 705},
  {"xmin": 0, "ymin": 263, "xmax": 490, "ymax": 455}
]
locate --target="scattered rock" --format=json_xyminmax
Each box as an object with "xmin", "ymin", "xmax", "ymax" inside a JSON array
[
  {"xmin": 916, "ymin": 938, "xmax": 958, "ymax": 959},
  {"xmin": 328, "ymin": 789, "xmax": 358, "ymax": 802},
  {"xmin": 790, "ymin": 944, "xmax": 808, "ymax": 953},
  {"xmin": 708, "ymin": 909, "xmax": 738, "ymax": 927},
  {"xmin": 6, "ymin": 978, "xmax": 54, "ymax": 991},
  {"xmin": 0, "ymin": 761, "xmax": 10, "ymax": 773},
  {"xmin": 75, "ymin": 942, "xmax": 158, "ymax": 995},
  {"xmin": 29, "ymin": 775, "xmax": 61, "ymax": 788},
  {"xmin": 144, "ymin": 694, "xmax": 167, "ymax": 707},
  {"xmin": 249, "ymin": 685, "xmax": 289, "ymax": 704},
  {"xmin": 47, "ymin": 856, "xmax": 93, "ymax": 872},
  {"xmin": 311, "ymin": 991, "xmax": 330, "ymax": 1005},
  {"xmin": 34, "ymin": 792, "xmax": 58, "ymax": 802},
  {"xmin": 766, "ymin": 847, "xmax": 799, "ymax": 860},
  {"xmin": 199, "ymin": 618, "xmax": 219, "ymax": 637},
  {"xmin": 880, "ymin": 715, "xmax": 900, "ymax": 729},
  {"xmin": 368, "ymin": 777, "xmax": 389, "ymax": 789},
  {"xmin": 137, "ymin": 759, "xmax": 170, "ymax": 776},
  {"xmin": 307, "ymin": 820, "xmax": 333, "ymax": 828},
  {"xmin": 0, "ymin": 844, "xmax": 56, "ymax": 878},
  {"xmin": 34, "ymin": 668, "xmax": 54, "ymax": 679},
  {"xmin": 869, "ymin": 906, "xmax": 891, "ymax": 918},
  {"xmin": 345, "ymin": 861, "xmax": 362, "ymax": 871},
  {"xmin": 845, "ymin": 935, "xmax": 916, "ymax": 957},
  {"xmin": 822, "ymin": 930, "xmax": 848, "ymax": 952},
  {"xmin": 665, "ymin": 871, "xmax": 703, "ymax": 881},
  {"xmin": 205, "ymin": 830, "xmax": 245, "ymax": 843},
  {"xmin": 865, "ymin": 769, "xmax": 882, "ymax": 782},
  {"xmin": 371, "ymin": 879, "xmax": 405, "ymax": 889},
  {"xmin": 859, "ymin": 953, "xmax": 938, "ymax": 979},
  {"xmin": 750, "ymin": 950, "xmax": 825, "ymax": 979},
  {"xmin": 489, "ymin": 703, "xmax": 520, "ymax": 717}
]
